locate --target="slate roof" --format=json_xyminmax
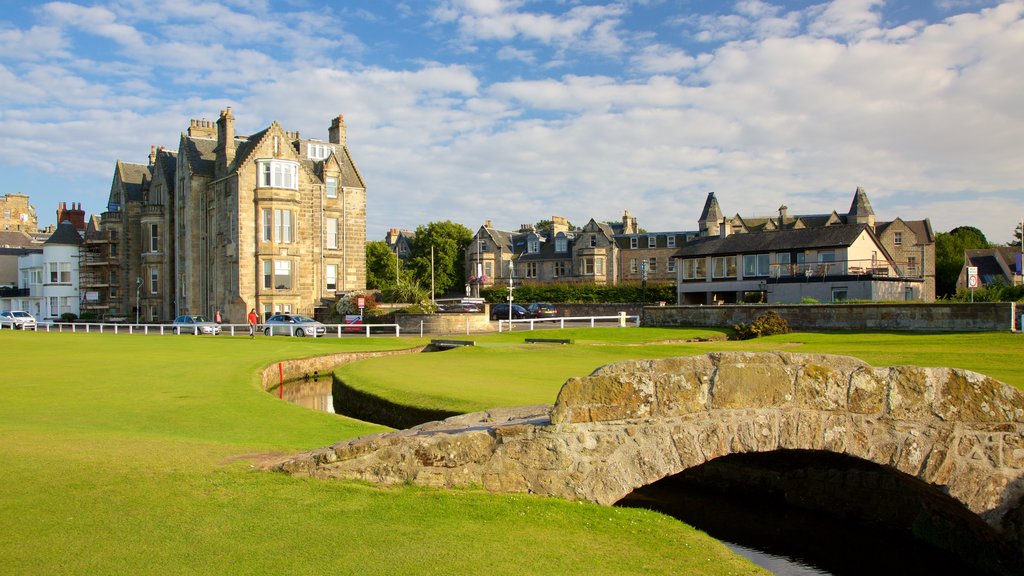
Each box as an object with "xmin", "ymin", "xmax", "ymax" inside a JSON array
[
  {"xmin": 965, "ymin": 247, "xmax": 1021, "ymax": 285},
  {"xmin": 675, "ymin": 224, "xmax": 871, "ymax": 258},
  {"xmin": 876, "ymin": 219, "xmax": 935, "ymax": 243},
  {"xmin": 0, "ymin": 229, "xmax": 35, "ymax": 248},
  {"xmin": 614, "ymin": 231, "xmax": 696, "ymax": 249},
  {"xmin": 182, "ymin": 136, "xmax": 217, "ymax": 176},
  {"xmin": 698, "ymin": 192, "xmax": 722, "ymax": 222},
  {"xmin": 45, "ymin": 220, "xmax": 83, "ymax": 246},
  {"xmin": 117, "ymin": 161, "xmax": 150, "ymax": 203}
]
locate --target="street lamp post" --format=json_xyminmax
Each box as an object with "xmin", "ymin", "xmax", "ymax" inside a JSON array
[{"xmin": 135, "ymin": 276, "xmax": 143, "ymax": 324}]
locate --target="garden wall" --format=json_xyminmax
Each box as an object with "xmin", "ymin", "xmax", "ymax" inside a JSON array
[{"xmin": 644, "ymin": 302, "xmax": 1018, "ymax": 332}]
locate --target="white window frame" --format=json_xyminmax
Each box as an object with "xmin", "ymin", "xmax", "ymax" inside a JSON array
[
  {"xmin": 262, "ymin": 209, "xmax": 272, "ymax": 242},
  {"xmin": 274, "ymin": 260, "xmax": 292, "ymax": 290},
  {"xmin": 667, "ymin": 236, "xmax": 676, "ymax": 248},
  {"xmin": 326, "ymin": 217, "xmax": 338, "ymax": 249},
  {"xmin": 150, "ymin": 267, "xmax": 158, "ymax": 294},
  {"xmin": 555, "ymin": 237, "xmax": 567, "ymax": 252},
  {"xmin": 325, "ymin": 176, "xmax": 338, "ymax": 199},
  {"xmin": 326, "ymin": 264, "xmax": 337, "ymax": 291},
  {"xmin": 648, "ymin": 236, "xmax": 656, "ymax": 248},
  {"xmin": 630, "ymin": 237, "xmax": 638, "ymax": 249},
  {"xmin": 258, "ymin": 160, "xmax": 298, "ymax": 190}
]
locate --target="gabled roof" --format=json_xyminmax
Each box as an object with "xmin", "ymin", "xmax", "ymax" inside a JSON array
[
  {"xmin": 519, "ymin": 234, "xmax": 574, "ymax": 261},
  {"xmin": 117, "ymin": 161, "xmax": 149, "ymax": 203},
  {"xmin": 45, "ymin": 221, "xmax": 83, "ymax": 246},
  {"xmin": 965, "ymin": 247, "xmax": 1020, "ymax": 284},
  {"xmin": 876, "ymin": 218, "xmax": 935, "ymax": 244},
  {"xmin": 675, "ymin": 224, "xmax": 872, "ymax": 258},
  {"xmin": 180, "ymin": 135, "xmax": 217, "ymax": 177},
  {"xmin": 0, "ymin": 229, "xmax": 35, "ymax": 248}
]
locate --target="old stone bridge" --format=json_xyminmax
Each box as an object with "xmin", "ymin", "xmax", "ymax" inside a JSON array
[{"xmin": 270, "ymin": 351, "xmax": 1024, "ymax": 552}]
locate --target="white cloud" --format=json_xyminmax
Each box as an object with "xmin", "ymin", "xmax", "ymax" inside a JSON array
[{"xmin": 40, "ymin": 2, "xmax": 148, "ymax": 52}]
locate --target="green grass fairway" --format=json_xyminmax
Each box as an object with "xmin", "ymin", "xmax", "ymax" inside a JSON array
[
  {"xmin": 0, "ymin": 330, "xmax": 765, "ymax": 575},
  {"xmin": 336, "ymin": 328, "xmax": 1024, "ymax": 414}
]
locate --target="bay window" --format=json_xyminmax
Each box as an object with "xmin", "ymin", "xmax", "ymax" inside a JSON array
[{"xmin": 258, "ymin": 160, "xmax": 298, "ymax": 189}]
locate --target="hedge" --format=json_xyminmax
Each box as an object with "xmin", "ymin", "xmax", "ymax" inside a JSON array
[{"xmin": 481, "ymin": 281, "xmax": 675, "ymax": 304}]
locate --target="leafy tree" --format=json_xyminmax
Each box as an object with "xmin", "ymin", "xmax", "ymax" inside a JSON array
[
  {"xmin": 1009, "ymin": 222, "xmax": 1023, "ymax": 248},
  {"xmin": 535, "ymin": 219, "xmax": 574, "ymax": 237},
  {"xmin": 365, "ymin": 240, "xmax": 402, "ymax": 290},
  {"xmin": 407, "ymin": 220, "xmax": 473, "ymax": 296},
  {"xmin": 935, "ymin": 226, "xmax": 991, "ymax": 297}
]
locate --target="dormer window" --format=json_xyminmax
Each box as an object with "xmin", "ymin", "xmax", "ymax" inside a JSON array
[
  {"xmin": 629, "ymin": 237, "xmax": 638, "ymax": 249},
  {"xmin": 667, "ymin": 236, "xmax": 676, "ymax": 248},
  {"xmin": 308, "ymin": 142, "xmax": 336, "ymax": 160},
  {"xmin": 648, "ymin": 236, "xmax": 657, "ymax": 248},
  {"xmin": 528, "ymin": 238, "xmax": 540, "ymax": 254},
  {"xmin": 555, "ymin": 237, "xmax": 567, "ymax": 252},
  {"xmin": 258, "ymin": 160, "xmax": 298, "ymax": 189}
]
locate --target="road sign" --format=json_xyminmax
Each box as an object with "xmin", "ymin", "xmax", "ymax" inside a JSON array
[
  {"xmin": 967, "ymin": 266, "xmax": 979, "ymax": 289},
  {"xmin": 357, "ymin": 296, "xmax": 366, "ymax": 308}
]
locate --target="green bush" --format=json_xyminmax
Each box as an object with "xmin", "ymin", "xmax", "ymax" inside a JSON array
[
  {"xmin": 60, "ymin": 312, "xmax": 78, "ymax": 323},
  {"xmin": 799, "ymin": 297, "xmax": 819, "ymax": 304},
  {"xmin": 482, "ymin": 281, "xmax": 675, "ymax": 304},
  {"xmin": 947, "ymin": 283, "xmax": 1024, "ymax": 303},
  {"xmin": 731, "ymin": 311, "xmax": 789, "ymax": 340}
]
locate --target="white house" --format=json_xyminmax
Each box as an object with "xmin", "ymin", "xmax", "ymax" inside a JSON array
[{"xmin": 1, "ymin": 221, "xmax": 83, "ymax": 321}]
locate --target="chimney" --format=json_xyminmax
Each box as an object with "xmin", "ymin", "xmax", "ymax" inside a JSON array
[
  {"xmin": 552, "ymin": 215, "xmax": 569, "ymax": 236},
  {"xmin": 148, "ymin": 145, "xmax": 157, "ymax": 166},
  {"xmin": 484, "ymin": 219, "xmax": 493, "ymax": 229},
  {"xmin": 621, "ymin": 210, "xmax": 637, "ymax": 235},
  {"xmin": 56, "ymin": 202, "xmax": 86, "ymax": 232},
  {"xmin": 778, "ymin": 205, "xmax": 788, "ymax": 226},
  {"xmin": 216, "ymin": 106, "xmax": 236, "ymax": 168},
  {"xmin": 720, "ymin": 217, "xmax": 732, "ymax": 238},
  {"xmin": 329, "ymin": 114, "xmax": 346, "ymax": 146}
]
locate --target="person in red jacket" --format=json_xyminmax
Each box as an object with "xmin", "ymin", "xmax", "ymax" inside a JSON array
[{"xmin": 247, "ymin": 308, "xmax": 259, "ymax": 338}]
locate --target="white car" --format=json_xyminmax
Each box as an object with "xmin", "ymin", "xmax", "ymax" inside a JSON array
[
  {"xmin": 0, "ymin": 310, "xmax": 37, "ymax": 330},
  {"xmin": 172, "ymin": 315, "xmax": 221, "ymax": 335},
  {"xmin": 263, "ymin": 314, "xmax": 326, "ymax": 337}
]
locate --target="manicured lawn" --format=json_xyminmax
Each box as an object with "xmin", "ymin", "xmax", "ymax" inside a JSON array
[
  {"xmin": 0, "ymin": 330, "xmax": 765, "ymax": 575},
  {"xmin": 336, "ymin": 328, "xmax": 1024, "ymax": 413}
]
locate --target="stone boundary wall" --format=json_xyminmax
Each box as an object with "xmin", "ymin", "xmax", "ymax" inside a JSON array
[
  {"xmin": 644, "ymin": 302, "xmax": 1017, "ymax": 332},
  {"xmin": 259, "ymin": 346, "xmax": 425, "ymax": 390},
  {"xmin": 555, "ymin": 303, "xmax": 644, "ymax": 318},
  {"xmin": 392, "ymin": 313, "xmax": 494, "ymax": 335}
]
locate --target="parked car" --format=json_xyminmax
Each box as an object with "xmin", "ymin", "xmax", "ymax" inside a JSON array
[
  {"xmin": 526, "ymin": 303, "xmax": 558, "ymax": 318},
  {"xmin": 0, "ymin": 310, "xmax": 37, "ymax": 330},
  {"xmin": 172, "ymin": 314, "xmax": 221, "ymax": 335},
  {"xmin": 263, "ymin": 314, "xmax": 327, "ymax": 337},
  {"xmin": 490, "ymin": 303, "xmax": 528, "ymax": 320}
]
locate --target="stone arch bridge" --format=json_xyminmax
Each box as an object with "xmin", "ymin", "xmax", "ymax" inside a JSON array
[{"xmin": 271, "ymin": 351, "xmax": 1024, "ymax": 551}]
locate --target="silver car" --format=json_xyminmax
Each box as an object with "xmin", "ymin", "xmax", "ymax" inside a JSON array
[
  {"xmin": 172, "ymin": 314, "xmax": 221, "ymax": 335},
  {"xmin": 0, "ymin": 310, "xmax": 37, "ymax": 330},
  {"xmin": 263, "ymin": 314, "xmax": 326, "ymax": 337}
]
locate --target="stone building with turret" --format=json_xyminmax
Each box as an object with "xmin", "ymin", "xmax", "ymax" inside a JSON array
[{"xmin": 98, "ymin": 108, "xmax": 366, "ymax": 322}]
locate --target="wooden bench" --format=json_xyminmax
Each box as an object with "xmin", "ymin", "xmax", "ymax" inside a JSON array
[
  {"xmin": 430, "ymin": 339, "xmax": 475, "ymax": 348},
  {"xmin": 525, "ymin": 338, "xmax": 573, "ymax": 345}
]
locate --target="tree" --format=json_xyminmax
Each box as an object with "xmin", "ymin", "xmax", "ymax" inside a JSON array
[
  {"xmin": 1009, "ymin": 222, "xmax": 1023, "ymax": 248},
  {"xmin": 935, "ymin": 226, "xmax": 991, "ymax": 297},
  {"xmin": 366, "ymin": 240, "xmax": 405, "ymax": 290},
  {"xmin": 407, "ymin": 220, "xmax": 473, "ymax": 296},
  {"xmin": 535, "ymin": 219, "xmax": 574, "ymax": 237}
]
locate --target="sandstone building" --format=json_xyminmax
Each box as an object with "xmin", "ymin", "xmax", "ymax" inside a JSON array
[
  {"xmin": 91, "ymin": 109, "xmax": 366, "ymax": 322},
  {"xmin": 0, "ymin": 193, "xmax": 38, "ymax": 232}
]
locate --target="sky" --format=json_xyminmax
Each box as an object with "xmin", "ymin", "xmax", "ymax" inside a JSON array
[{"xmin": 1, "ymin": 0, "xmax": 1022, "ymax": 243}]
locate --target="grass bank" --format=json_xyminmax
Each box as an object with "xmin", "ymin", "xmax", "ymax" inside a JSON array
[
  {"xmin": 0, "ymin": 330, "xmax": 765, "ymax": 575},
  {"xmin": 335, "ymin": 328, "xmax": 1024, "ymax": 414}
]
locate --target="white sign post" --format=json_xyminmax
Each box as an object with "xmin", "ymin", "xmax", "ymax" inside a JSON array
[{"xmin": 967, "ymin": 266, "xmax": 978, "ymax": 302}]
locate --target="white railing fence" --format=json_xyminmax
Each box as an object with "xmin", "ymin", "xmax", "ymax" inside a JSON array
[
  {"xmin": 0, "ymin": 321, "xmax": 401, "ymax": 338},
  {"xmin": 497, "ymin": 313, "xmax": 640, "ymax": 332}
]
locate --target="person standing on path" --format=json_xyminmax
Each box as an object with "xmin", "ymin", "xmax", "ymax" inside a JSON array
[{"xmin": 247, "ymin": 308, "xmax": 259, "ymax": 338}]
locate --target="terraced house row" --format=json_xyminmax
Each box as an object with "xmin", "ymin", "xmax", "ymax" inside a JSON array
[
  {"xmin": 81, "ymin": 108, "xmax": 367, "ymax": 323},
  {"xmin": 466, "ymin": 187, "xmax": 935, "ymax": 304}
]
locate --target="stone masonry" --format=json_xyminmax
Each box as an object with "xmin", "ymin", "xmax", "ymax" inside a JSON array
[{"xmin": 270, "ymin": 351, "xmax": 1024, "ymax": 550}]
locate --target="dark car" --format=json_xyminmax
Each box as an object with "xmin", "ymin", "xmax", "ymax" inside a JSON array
[
  {"xmin": 490, "ymin": 303, "xmax": 528, "ymax": 320},
  {"xmin": 526, "ymin": 303, "xmax": 558, "ymax": 318}
]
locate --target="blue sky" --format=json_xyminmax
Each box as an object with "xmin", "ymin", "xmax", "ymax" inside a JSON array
[{"xmin": 1, "ymin": 0, "xmax": 1021, "ymax": 242}]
